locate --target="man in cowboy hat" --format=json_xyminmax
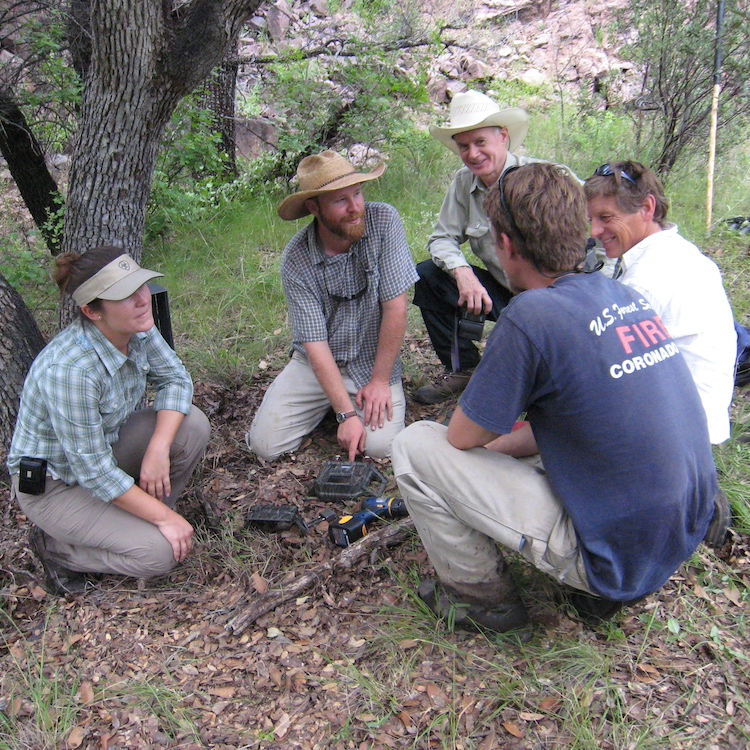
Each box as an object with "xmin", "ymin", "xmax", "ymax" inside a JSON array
[
  {"xmin": 413, "ymin": 90, "xmax": 570, "ymax": 404},
  {"xmin": 246, "ymin": 150, "xmax": 418, "ymax": 462}
]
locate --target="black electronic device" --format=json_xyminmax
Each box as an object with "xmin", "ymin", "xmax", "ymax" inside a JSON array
[
  {"xmin": 312, "ymin": 460, "xmax": 387, "ymax": 503},
  {"xmin": 457, "ymin": 308, "xmax": 485, "ymax": 341},
  {"xmin": 245, "ymin": 504, "xmax": 336, "ymax": 534},
  {"xmin": 18, "ymin": 457, "xmax": 47, "ymax": 495}
]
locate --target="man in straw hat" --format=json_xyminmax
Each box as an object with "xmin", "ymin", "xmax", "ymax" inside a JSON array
[
  {"xmin": 246, "ymin": 150, "xmax": 418, "ymax": 462},
  {"xmin": 413, "ymin": 90, "xmax": 574, "ymax": 404},
  {"xmin": 393, "ymin": 163, "xmax": 719, "ymax": 633}
]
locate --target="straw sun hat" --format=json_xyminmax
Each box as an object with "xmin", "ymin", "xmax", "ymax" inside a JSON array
[
  {"xmin": 429, "ymin": 90, "xmax": 529, "ymax": 154},
  {"xmin": 278, "ymin": 150, "xmax": 386, "ymax": 221}
]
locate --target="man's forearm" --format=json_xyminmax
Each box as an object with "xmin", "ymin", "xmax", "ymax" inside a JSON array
[
  {"xmin": 447, "ymin": 405, "xmax": 497, "ymax": 450},
  {"xmin": 304, "ymin": 341, "xmax": 355, "ymax": 412},
  {"xmin": 370, "ymin": 294, "xmax": 408, "ymax": 384},
  {"xmin": 485, "ymin": 423, "xmax": 538, "ymax": 456},
  {"xmin": 428, "ymin": 235, "xmax": 470, "ymax": 274}
]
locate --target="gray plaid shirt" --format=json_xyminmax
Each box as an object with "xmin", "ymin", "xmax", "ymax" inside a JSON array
[
  {"xmin": 8, "ymin": 318, "xmax": 193, "ymax": 502},
  {"xmin": 282, "ymin": 202, "xmax": 418, "ymax": 390}
]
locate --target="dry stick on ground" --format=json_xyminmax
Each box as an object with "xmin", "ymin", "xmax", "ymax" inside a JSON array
[{"xmin": 224, "ymin": 517, "xmax": 415, "ymax": 635}]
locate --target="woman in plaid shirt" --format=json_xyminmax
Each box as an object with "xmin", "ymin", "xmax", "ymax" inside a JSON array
[{"xmin": 8, "ymin": 246, "xmax": 210, "ymax": 595}]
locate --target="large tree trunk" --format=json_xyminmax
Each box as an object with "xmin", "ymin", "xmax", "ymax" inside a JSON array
[
  {"xmin": 0, "ymin": 274, "xmax": 46, "ymax": 457},
  {"xmin": 58, "ymin": 0, "xmax": 262, "ymax": 327}
]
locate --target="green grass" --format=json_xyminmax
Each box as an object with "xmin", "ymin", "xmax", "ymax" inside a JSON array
[
  {"xmin": 0, "ymin": 612, "xmax": 82, "ymax": 750},
  {"xmin": 145, "ymin": 193, "xmax": 291, "ymax": 379}
]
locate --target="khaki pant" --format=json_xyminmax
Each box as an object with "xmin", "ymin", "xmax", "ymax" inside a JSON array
[
  {"xmin": 391, "ymin": 421, "xmax": 592, "ymax": 593},
  {"xmin": 247, "ymin": 351, "xmax": 406, "ymax": 461},
  {"xmin": 13, "ymin": 406, "xmax": 210, "ymax": 579}
]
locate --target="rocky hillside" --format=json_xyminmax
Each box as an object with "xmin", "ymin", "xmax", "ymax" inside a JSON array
[{"xmin": 233, "ymin": 0, "xmax": 640, "ymax": 155}]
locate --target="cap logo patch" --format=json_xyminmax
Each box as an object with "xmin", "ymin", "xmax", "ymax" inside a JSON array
[{"xmin": 119, "ymin": 260, "xmax": 131, "ymax": 270}]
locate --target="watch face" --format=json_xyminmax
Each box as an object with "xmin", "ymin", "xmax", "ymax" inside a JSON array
[{"xmin": 336, "ymin": 412, "xmax": 346, "ymax": 424}]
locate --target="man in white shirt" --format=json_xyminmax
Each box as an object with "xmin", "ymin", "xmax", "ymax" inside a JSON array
[{"xmin": 585, "ymin": 161, "xmax": 736, "ymax": 445}]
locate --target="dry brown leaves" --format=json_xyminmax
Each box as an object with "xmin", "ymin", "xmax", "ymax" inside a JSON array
[{"xmin": 1, "ymin": 345, "xmax": 749, "ymax": 749}]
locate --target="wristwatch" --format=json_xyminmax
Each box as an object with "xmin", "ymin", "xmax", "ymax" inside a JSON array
[{"xmin": 336, "ymin": 410, "xmax": 358, "ymax": 424}]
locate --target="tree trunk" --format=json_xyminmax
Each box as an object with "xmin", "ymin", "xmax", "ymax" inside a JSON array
[
  {"xmin": 59, "ymin": 0, "xmax": 263, "ymax": 326},
  {"xmin": 61, "ymin": 0, "xmax": 262, "ymax": 261},
  {"xmin": 0, "ymin": 87, "xmax": 62, "ymax": 254},
  {"xmin": 0, "ymin": 273, "xmax": 46, "ymax": 456}
]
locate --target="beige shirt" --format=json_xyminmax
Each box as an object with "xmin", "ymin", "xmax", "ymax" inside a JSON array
[{"xmin": 427, "ymin": 153, "xmax": 548, "ymax": 289}]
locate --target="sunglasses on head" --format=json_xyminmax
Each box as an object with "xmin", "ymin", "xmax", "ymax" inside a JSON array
[{"xmin": 594, "ymin": 163, "xmax": 636, "ymax": 186}]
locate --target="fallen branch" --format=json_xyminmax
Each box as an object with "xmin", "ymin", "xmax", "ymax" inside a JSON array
[{"xmin": 224, "ymin": 517, "xmax": 415, "ymax": 635}]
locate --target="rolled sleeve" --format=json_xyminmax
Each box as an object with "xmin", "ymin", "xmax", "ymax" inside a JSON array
[{"xmin": 145, "ymin": 329, "xmax": 194, "ymax": 415}]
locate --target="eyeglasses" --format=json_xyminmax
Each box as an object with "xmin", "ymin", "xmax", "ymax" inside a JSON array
[
  {"xmin": 594, "ymin": 163, "xmax": 636, "ymax": 186},
  {"xmin": 498, "ymin": 165, "xmax": 523, "ymax": 239},
  {"xmin": 324, "ymin": 252, "xmax": 368, "ymax": 302}
]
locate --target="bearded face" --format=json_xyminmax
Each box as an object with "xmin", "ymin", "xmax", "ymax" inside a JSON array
[{"xmin": 310, "ymin": 185, "xmax": 367, "ymax": 244}]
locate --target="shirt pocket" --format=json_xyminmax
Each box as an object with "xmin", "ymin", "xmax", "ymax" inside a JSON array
[
  {"xmin": 98, "ymin": 382, "xmax": 129, "ymax": 435},
  {"xmin": 466, "ymin": 200, "xmax": 490, "ymax": 239}
]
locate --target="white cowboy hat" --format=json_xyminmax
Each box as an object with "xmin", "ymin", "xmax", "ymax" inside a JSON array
[
  {"xmin": 429, "ymin": 90, "xmax": 529, "ymax": 154},
  {"xmin": 278, "ymin": 150, "xmax": 386, "ymax": 221}
]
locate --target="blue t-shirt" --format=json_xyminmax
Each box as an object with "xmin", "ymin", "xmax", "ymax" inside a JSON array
[{"xmin": 459, "ymin": 273, "xmax": 717, "ymax": 600}]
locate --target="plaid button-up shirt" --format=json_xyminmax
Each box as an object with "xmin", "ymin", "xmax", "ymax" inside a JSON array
[
  {"xmin": 8, "ymin": 318, "xmax": 193, "ymax": 502},
  {"xmin": 282, "ymin": 202, "xmax": 418, "ymax": 390}
]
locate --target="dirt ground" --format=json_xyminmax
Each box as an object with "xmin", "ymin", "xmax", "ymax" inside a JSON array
[{"xmin": 1, "ymin": 344, "xmax": 749, "ymax": 750}]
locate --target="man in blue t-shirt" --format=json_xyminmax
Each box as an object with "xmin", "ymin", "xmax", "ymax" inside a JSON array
[{"xmin": 392, "ymin": 163, "xmax": 722, "ymax": 633}]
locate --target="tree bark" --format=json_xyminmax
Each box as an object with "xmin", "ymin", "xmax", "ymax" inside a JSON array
[
  {"xmin": 0, "ymin": 88, "xmax": 62, "ymax": 254},
  {"xmin": 61, "ymin": 0, "xmax": 262, "ymax": 265},
  {"xmin": 0, "ymin": 273, "xmax": 46, "ymax": 456}
]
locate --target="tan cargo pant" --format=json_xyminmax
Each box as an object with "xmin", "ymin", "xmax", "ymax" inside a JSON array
[
  {"xmin": 392, "ymin": 421, "xmax": 592, "ymax": 593},
  {"xmin": 246, "ymin": 351, "xmax": 406, "ymax": 461},
  {"xmin": 13, "ymin": 406, "xmax": 210, "ymax": 579}
]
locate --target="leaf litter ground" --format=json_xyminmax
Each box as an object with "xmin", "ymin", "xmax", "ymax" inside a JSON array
[{"xmin": 1, "ymin": 339, "xmax": 749, "ymax": 749}]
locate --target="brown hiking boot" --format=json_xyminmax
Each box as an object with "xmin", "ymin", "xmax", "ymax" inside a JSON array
[
  {"xmin": 413, "ymin": 369, "xmax": 474, "ymax": 405},
  {"xmin": 417, "ymin": 578, "xmax": 529, "ymax": 633},
  {"xmin": 704, "ymin": 489, "xmax": 731, "ymax": 549},
  {"xmin": 29, "ymin": 526, "xmax": 89, "ymax": 596}
]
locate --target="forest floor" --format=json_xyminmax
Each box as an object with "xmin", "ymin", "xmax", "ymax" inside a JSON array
[{"xmin": 1, "ymin": 335, "xmax": 749, "ymax": 750}]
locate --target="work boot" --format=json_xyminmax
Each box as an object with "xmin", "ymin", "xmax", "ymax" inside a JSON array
[
  {"xmin": 735, "ymin": 359, "xmax": 750, "ymax": 388},
  {"xmin": 704, "ymin": 489, "xmax": 731, "ymax": 549},
  {"xmin": 417, "ymin": 577, "xmax": 529, "ymax": 633},
  {"xmin": 413, "ymin": 369, "xmax": 474, "ymax": 405},
  {"xmin": 563, "ymin": 587, "xmax": 644, "ymax": 627},
  {"xmin": 29, "ymin": 526, "xmax": 89, "ymax": 596}
]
